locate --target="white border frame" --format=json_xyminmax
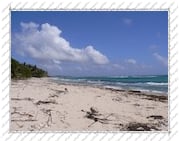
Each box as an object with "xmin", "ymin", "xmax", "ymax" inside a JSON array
[{"xmin": 0, "ymin": 0, "xmax": 178, "ymax": 141}]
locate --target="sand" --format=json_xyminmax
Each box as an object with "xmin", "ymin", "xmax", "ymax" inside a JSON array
[{"xmin": 10, "ymin": 77, "xmax": 168, "ymax": 131}]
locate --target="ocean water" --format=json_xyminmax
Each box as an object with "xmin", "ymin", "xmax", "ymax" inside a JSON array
[{"xmin": 52, "ymin": 75, "xmax": 168, "ymax": 94}]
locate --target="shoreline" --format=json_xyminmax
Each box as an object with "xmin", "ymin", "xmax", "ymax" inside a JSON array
[
  {"xmin": 10, "ymin": 77, "xmax": 168, "ymax": 131},
  {"xmin": 50, "ymin": 78, "xmax": 168, "ymax": 96}
]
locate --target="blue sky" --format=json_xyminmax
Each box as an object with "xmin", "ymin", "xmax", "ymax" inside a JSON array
[{"xmin": 11, "ymin": 11, "xmax": 168, "ymax": 76}]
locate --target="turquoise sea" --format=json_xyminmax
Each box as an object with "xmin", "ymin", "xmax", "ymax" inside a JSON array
[{"xmin": 52, "ymin": 75, "xmax": 168, "ymax": 94}]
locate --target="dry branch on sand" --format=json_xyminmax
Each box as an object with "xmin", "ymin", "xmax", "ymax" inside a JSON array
[
  {"xmin": 35, "ymin": 100, "xmax": 57, "ymax": 105},
  {"xmin": 82, "ymin": 107, "xmax": 118, "ymax": 128}
]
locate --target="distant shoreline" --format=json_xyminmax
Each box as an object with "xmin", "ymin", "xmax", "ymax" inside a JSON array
[
  {"xmin": 49, "ymin": 78, "xmax": 167, "ymax": 96},
  {"xmin": 50, "ymin": 75, "xmax": 168, "ymax": 95}
]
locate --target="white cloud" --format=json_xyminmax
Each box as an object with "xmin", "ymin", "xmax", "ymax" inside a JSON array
[
  {"xmin": 112, "ymin": 64, "xmax": 125, "ymax": 70},
  {"xmin": 84, "ymin": 46, "xmax": 109, "ymax": 65},
  {"xmin": 153, "ymin": 53, "xmax": 168, "ymax": 66},
  {"xmin": 53, "ymin": 59, "xmax": 61, "ymax": 65},
  {"xmin": 13, "ymin": 22, "xmax": 109, "ymax": 68},
  {"xmin": 126, "ymin": 59, "xmax": 136, "ymax": 65}
]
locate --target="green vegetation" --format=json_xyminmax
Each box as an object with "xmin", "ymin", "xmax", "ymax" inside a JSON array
[{"xmin": 11, "ymin": 58, "xmax": 48, "ymax": 79}]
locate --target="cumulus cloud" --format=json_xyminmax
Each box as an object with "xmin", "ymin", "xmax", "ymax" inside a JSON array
[
  {"xmin": 13, "ymin": 22, "xmax": 109, "ymax": 68},
  {"xmin": 153, "ymin": 53, "xmax": 168, "ymax": 66},
  {"xmin": 126, "ymin": 59, "xmax": 136, "ymax": 65}
]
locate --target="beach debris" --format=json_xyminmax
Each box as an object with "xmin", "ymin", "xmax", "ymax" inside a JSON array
[
  {"xmin": 82, "ymin": 108, "xmax": 139, "ymax": 129},
  {"xmin": 64, "ymin": 88, "xmax": 69, "ymax": 94},
  {"xmin": 81, "ymin": 107, "xmax": 114, "ymax": 127},
  {"xmin": 11, "ymin": 107, "xmax": 35, "ymax": 122},
  {"xmin": 11, "ymin": 119, "xmax": 37, "ymax": 122},
  {"xmin": 41, "ymin": 109, "xmax": 53, "ymax": 126},
  {"xmin": 50, "ymin": 88, "xmax": 65, "ymax": 94},
  {"xmin": 65, "ymin": 88, "xmax": 68, "ymax": 92},
  {"xmin": 105, "ymin": 88, "xmax": 126, "ymax": 92},
  {"xmin": 122, "ymin": 122, "xmax": 159, "ymax": 131},
  {"xmin": 11, "ymin": 107, "xmax": 34, "ymax": 118},
  {"xmin": 11, "ymin": 111, "xmax": 33, "ymax": 118},
  {"xmin": 128, "ymin": 90, "xmax": 141, "ymax": 93},
  {"xmin": 112, "ymin": 97, "xmax": 122, "ymax": 102},
  {"xmin": 133, "ymin": 103, "xmax": 140, "ymax": 107},
  {"xmin": 49, "ymin": 93, "xmax": 59, "ymax": 98},
  {"xmin": 147, "ymin": 115, "xmax": 164, "ymax": 120},
  {"xmin": 142, "ymin": 95, "xmax": 167, "ymax": 102},
  {"xmin": 127, "ymin": 91, "xmax": 167, "ymax": 103},
  {"xmin": 35, "ymin": 100, "xmax": 57, "ymax": 105},
  {"xmin": 90, "ymin": 107, "xmax": 98, "ymax": 114},
  {"xmin": 11, "ymin": 97, "xmax": 34, "ymax": 101}
]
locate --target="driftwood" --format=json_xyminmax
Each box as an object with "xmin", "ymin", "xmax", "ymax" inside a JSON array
[
  {"xmin": 128, "ymin": 90, "xmax": 141, "ymax": 93},
  {"xmin": 82, "ymin": 107, "xmax": 113, "ymax": 127},
  {"xmin": 11, "ymin": 119, "xmax": 37, "ymax": 122},
  {"xmin": 147, "ymin": 115, "xmax": 164, "ymax": 120},
  {"xmin": 11, "ymin": 97, "xmax": 34, "ymax": 101},
  {"xmin": 11, "ymin": 111, "xmax": 33, "ymax": 118},
  {"xmin": 35, "ymin": 100, "xmax": 57, "ymax": 105},
  {"xmin": 11, "ymin": 107, "xmax": 36, "ymax": 122}
]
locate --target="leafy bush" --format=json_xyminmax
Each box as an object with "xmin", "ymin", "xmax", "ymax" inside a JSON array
[{"xmin": 11, "ymin": 58, "xmax": 48, "ymax": 79}]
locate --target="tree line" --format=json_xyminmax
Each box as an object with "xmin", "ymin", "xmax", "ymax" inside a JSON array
[{"xmin": 11, "ymin": 58, "xmax": 48, "ymax": 79}]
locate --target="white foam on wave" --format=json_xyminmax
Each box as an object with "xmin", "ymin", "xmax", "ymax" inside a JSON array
[
  {"xmin": 146, "ymin": 82, "xmax": 168, "ymax": 86},
  {"xmin": 51, "ymin": 77, "xmax": 59, "ymax": 80},
  {"xmin": 107, "ymin": 76, "xmax": 129, "ymax": 78}
]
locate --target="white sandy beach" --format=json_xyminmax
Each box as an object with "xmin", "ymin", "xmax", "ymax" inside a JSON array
[{"xmin": 10, "ymin": 77, "xmax": 168, "ymax": 131}]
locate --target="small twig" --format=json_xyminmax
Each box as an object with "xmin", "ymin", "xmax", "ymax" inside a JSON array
[
  {"xmin": 35, "ymin": 100, "xmax": 57, "ymax": 105},
  {"xmin": 88, "ymin": 120, "xmax": 97, "ymax": 127},
  {"xmin": 11, "ymin": 119, "xmax": 37, "ymax": 122},
  {"xmin": 11, "ymin": 111, "xmax": 33, "ymax": 118},
  {"xmin": 11, "ymin": 97, "xmax": 34, "ymax": 101}
]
